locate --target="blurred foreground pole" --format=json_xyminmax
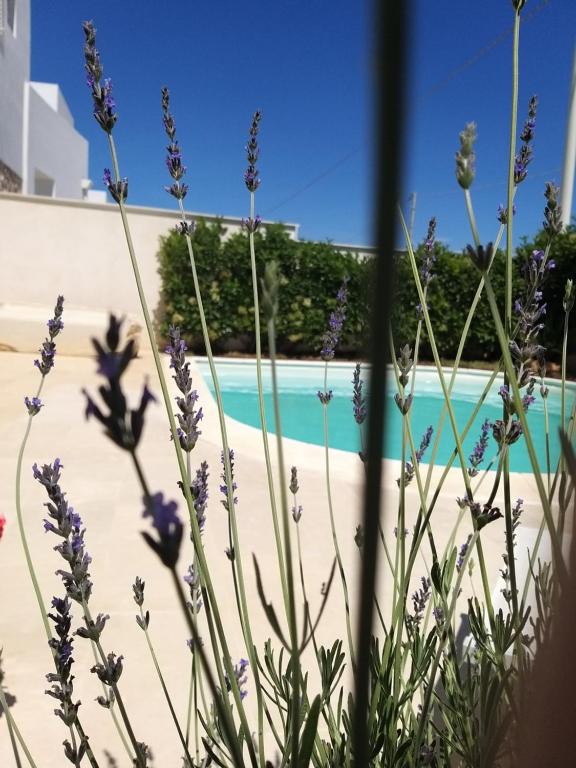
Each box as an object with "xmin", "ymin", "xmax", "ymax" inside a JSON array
[{"xmin": 353, "ymin": 1, "xmax": 407, "ymax": 765}]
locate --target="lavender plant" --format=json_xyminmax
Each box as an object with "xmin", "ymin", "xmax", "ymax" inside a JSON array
[{"xmin": 4, "ymin": 5, "xmax": 575, "ymax": 768}]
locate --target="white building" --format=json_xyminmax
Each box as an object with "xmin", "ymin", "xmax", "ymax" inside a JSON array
[{"xmin": 0, "ymin": 0, "xmax": 90, "ymax": 198}]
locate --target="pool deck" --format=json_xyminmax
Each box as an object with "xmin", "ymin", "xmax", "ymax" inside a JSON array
[{"xmin": 0, "ymin": 349, "xmax": 562, "ymax": 766}]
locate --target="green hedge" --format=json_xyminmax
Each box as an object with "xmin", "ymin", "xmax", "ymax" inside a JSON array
[
  {"xmin": 157, "ymin": 220, "xmax": 369, "ymax": 356},
  {"xmin": 157, "ymin": 220, "xmax": 575, "ymax": 361}
]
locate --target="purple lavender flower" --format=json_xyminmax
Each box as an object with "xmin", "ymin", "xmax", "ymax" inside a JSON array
[
  {"xmin": 244, "ymin": 111, "xmax": 262, "ymax": 194},
  {"xmin": 103, "ymin": 167, "xmax": 128, "ymax": 204},
  {"xmin": 220, "ymin": 449, "xmax": 238, "ymax": 512},
  {"xmin": 34, "ymin": 296, "xmax": 64, "ymax": 376},
  {"xmin": 141, "ymin": 492, "xmax": 184, "ymax": 569},
  {"xmin": 352, "ymin": 363, "xmax": 367, "ymax": 425},
  {"xmin": 419, "ymin": 217, "xmax": 437, "ymax": 287},
  {"xmin": 317, "ymin": 389, "xmax": 333, "ymax": 405},
  {"xmin": 456, "ymin": 535, "xmax": 473, "ymax": 571},
  {"xmin": 34, "ymin": 460, "xmax": 93, "ymax": 604},
  {"xmin": 497, "ymin": 204, "xmax": 516, "ymax": 224},
  {"xmin": 320, "ymin": 280, "xmax": 348, "ymax": 361},
  {"xmin": 46, "ymin": 594, "xmax": 86, "ymax": 751},
  {"xmin": 407, "ymin": 576, "xmax": 431, "ymax": 631},
  {"xmin": 24, "ymin": 396, "xmax": 43, "ymax": 416},
  {"xmin": 433, "ymin": 606, "xmax": 445, "ymax": 625},
  {"xmin": 514, "ymin": 96, "xmax": 537, "ymax": 185},
  {"xmin": 242, "ymin": 215, "xmax": 262, "ymax": 234},
  {"xmin": 82, "ymin": 22, "xmax": 117, "ymax": 134},
  {"xmin": 521, "ymin": 378, "xmax": 536, "ymax": 412},
  {"xmin": 84, "ymin": 315, "xmax": 156, "ymax": 451},
  {"xmin": 161, "ymin": 87, "xmax": 189, "ymax": 201},
  {"xmin": 468, "ymin": 418, "xmax": 491, "ymax": 477},
  {"xmin": 190, "ymin": 461, "xmax": 209, "ymax": 534},
  {"xmin": 225, "ymin": 658, "xmax": 249, "ymax": 700},
  {"xmin": 166, "ymin": 326, "xmax": 203, "ymax": 452},
  {"xmin": 399, "ymin": 425, "xmax": 433, "ymax": 486}
]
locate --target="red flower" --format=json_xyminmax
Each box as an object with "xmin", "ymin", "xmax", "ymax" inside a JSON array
[{"xmin": 0, "ymin": 514, "xmax": 6, "ymax": 540}]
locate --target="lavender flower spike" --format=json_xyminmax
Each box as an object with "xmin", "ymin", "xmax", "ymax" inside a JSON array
[
  {"xmin": 24, "ymin": 396, "xmax": 43, "ymax": 416},
  {"xmin": 468, "ymin": 418, "xmax": 491, "ymax": 477},
  {"xmin": 166, "ymin": 325, "xmax": 203, "ymax": 452},
  {"xmin": 419, "ymin": 217, "xmax": 437, "ymax": 287},
  {"xmin": 514, "ymin": 95, "xmax": 538, "ymax": 185},
  {"xmin": 34, "ymin": 460, "xmax": 93, "ymax": 604},
  {"xmin": 161, "ymin": 87, "xmax": 189, "ymax": 201},
  {"xmin": 34, "ymin": 296, "xmax": 64, "ymax": 376},
  {"xmin": 244, "ymin": 110, "xmax": 262, "ymax": 193},
  {"xmin": 141, "ymin": 492, "xmax": 184, "ymax": 569},
  {"xmin": 225, "ymin": 658, "xmax": 249, "ymax": 700},
  {"xmin": 320, "ymin": 279, "xmax": 348, "ymax": 361},
  {"xmin": 352, "ymin": 363, "xmax": 367, "ymax": 424},
  {"xmin": 399, "ymin": 425, "xmax": 433, "ymax": 486},
  {"xmin": 220, "ymin": 449, "xmax": 238, "ymax": 511},
  {"xmin": 82, "ymin": 21, "xmax": 117, "ymax": 134}
]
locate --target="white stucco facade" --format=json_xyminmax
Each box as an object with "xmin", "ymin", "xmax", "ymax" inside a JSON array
[{"xmin": 0, "ymin": 0, "xmax": 89, "ymax": 197}]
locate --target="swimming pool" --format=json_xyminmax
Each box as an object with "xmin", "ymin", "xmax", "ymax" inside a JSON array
[{"xmin": 196, "ymin": 359, "xmax": 574, "ymax": 473}]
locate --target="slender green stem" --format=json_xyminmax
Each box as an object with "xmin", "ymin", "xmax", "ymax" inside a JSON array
[
  {"xmin": 171, "ymin": 571, "xmax": 246, "ymax": 768},
  {"xmin": 175, "ymin": 197, "xmax": 264, "ymax": 767},
  {"xmin": 139, "ymin": 606, "xmax": 194, "ymax": 766},
  {"xmin": 483, "ymin": 276, "xmax": 567, "ymax": 585},
  {"xmin": 86, "ymin": 636, "xmax": 134, "ymax": 762},
  {"xmin": 321, "ymin": 363, "xmax": 356, "ymax": 673},
  {"xmin": 248, "ymin": 191, "xmax": 289, "ymax": 621},
  {"xmin": 106, "ymin": 136, "xmax": 255, "ymax": 763},
  {"xmin": 4, "ymin": 694, "xmax": 23, "ymax": 768},
  {"xmin": 69, "ymin": 725, "xmax": 81, "ymax": 768},
  {"xmin": 544, "ymin": 397, "xmax": 551, "ymax": 497},
  {"xmin": 15, "ymin": 378, "xmax": 50, "ymax": 640},
  {"xmin": 464, "ymin": 189, "xmax": 481, "ymax": 248},
  {"xmin": 0, "ymin": 688, "xmax": 37, "ymax": 768},
  {"xmin": 267, "ymin": 318, "xmax": 300, "ymax": 768},
  {"xmin": 15, "ymin": 378, "xmax": 102, "ymax": 768},
  {"xmin": 413, "ymin": 531, "xmax": 479, "ymax": 760},
  {"xmin": 399, "ymin": 207, "xmax": 494, "ymax": 622},
  {"xmin": 83, "ymin": 601, "xmax": 145, "ymax": 768}
]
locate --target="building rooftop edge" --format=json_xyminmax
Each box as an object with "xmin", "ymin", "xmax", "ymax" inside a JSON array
[{"xmin": 0, "ymin": 191, "xmax": 300, "ymax": 229}]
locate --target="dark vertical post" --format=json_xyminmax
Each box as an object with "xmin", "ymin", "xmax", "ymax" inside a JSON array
[{"xmin": 352, "ymin": 1, "xmax": 408, "ymax": 765}]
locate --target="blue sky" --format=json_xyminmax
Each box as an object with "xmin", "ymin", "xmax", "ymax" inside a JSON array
[{"xmin": 32, "ymin": 0, "xmax": 576, "ymax": 250}]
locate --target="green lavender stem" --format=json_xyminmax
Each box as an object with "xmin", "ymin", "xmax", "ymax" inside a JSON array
[
  {"xmin": 399, "ymin": 207, "xmax": 495, "ymax": 623},
  {"xmin": 0, "ymin": 687, "xmax": 38, "ymax": 768},
  {"xmin": 322, "ymin": 363, "xmax": 356, "ymax": 673},
  {"xmin": 483, "ymin": 276, "xmax": 567, "ymax": 584},
  {"xmin": 248, "ymin": 190, "xmax": 289, "ymax": 620},
  {"xmin": 138, "ymin": 605, "xmax": 194, "ymax": 766},
  {"xmin": 267, "ymin": 317, "xmax": 301, "ymax": 768},
  {"xmin": 4, "ymin": 696, "xmax": 23, "ymax": 768},
  {"xmin": 106, "ymin": 135, "xmax": 256, "ymax": 765}
]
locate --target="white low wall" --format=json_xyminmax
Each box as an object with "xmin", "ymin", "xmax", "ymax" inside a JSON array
[{"xmin": 0, "ymin": 192, "xmax": 299, "ymax": 353}]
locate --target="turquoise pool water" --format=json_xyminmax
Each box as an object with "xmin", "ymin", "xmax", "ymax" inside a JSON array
[{"xmin": 196, "ymin": 359, "xmax": 574, "ymax": 473}]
